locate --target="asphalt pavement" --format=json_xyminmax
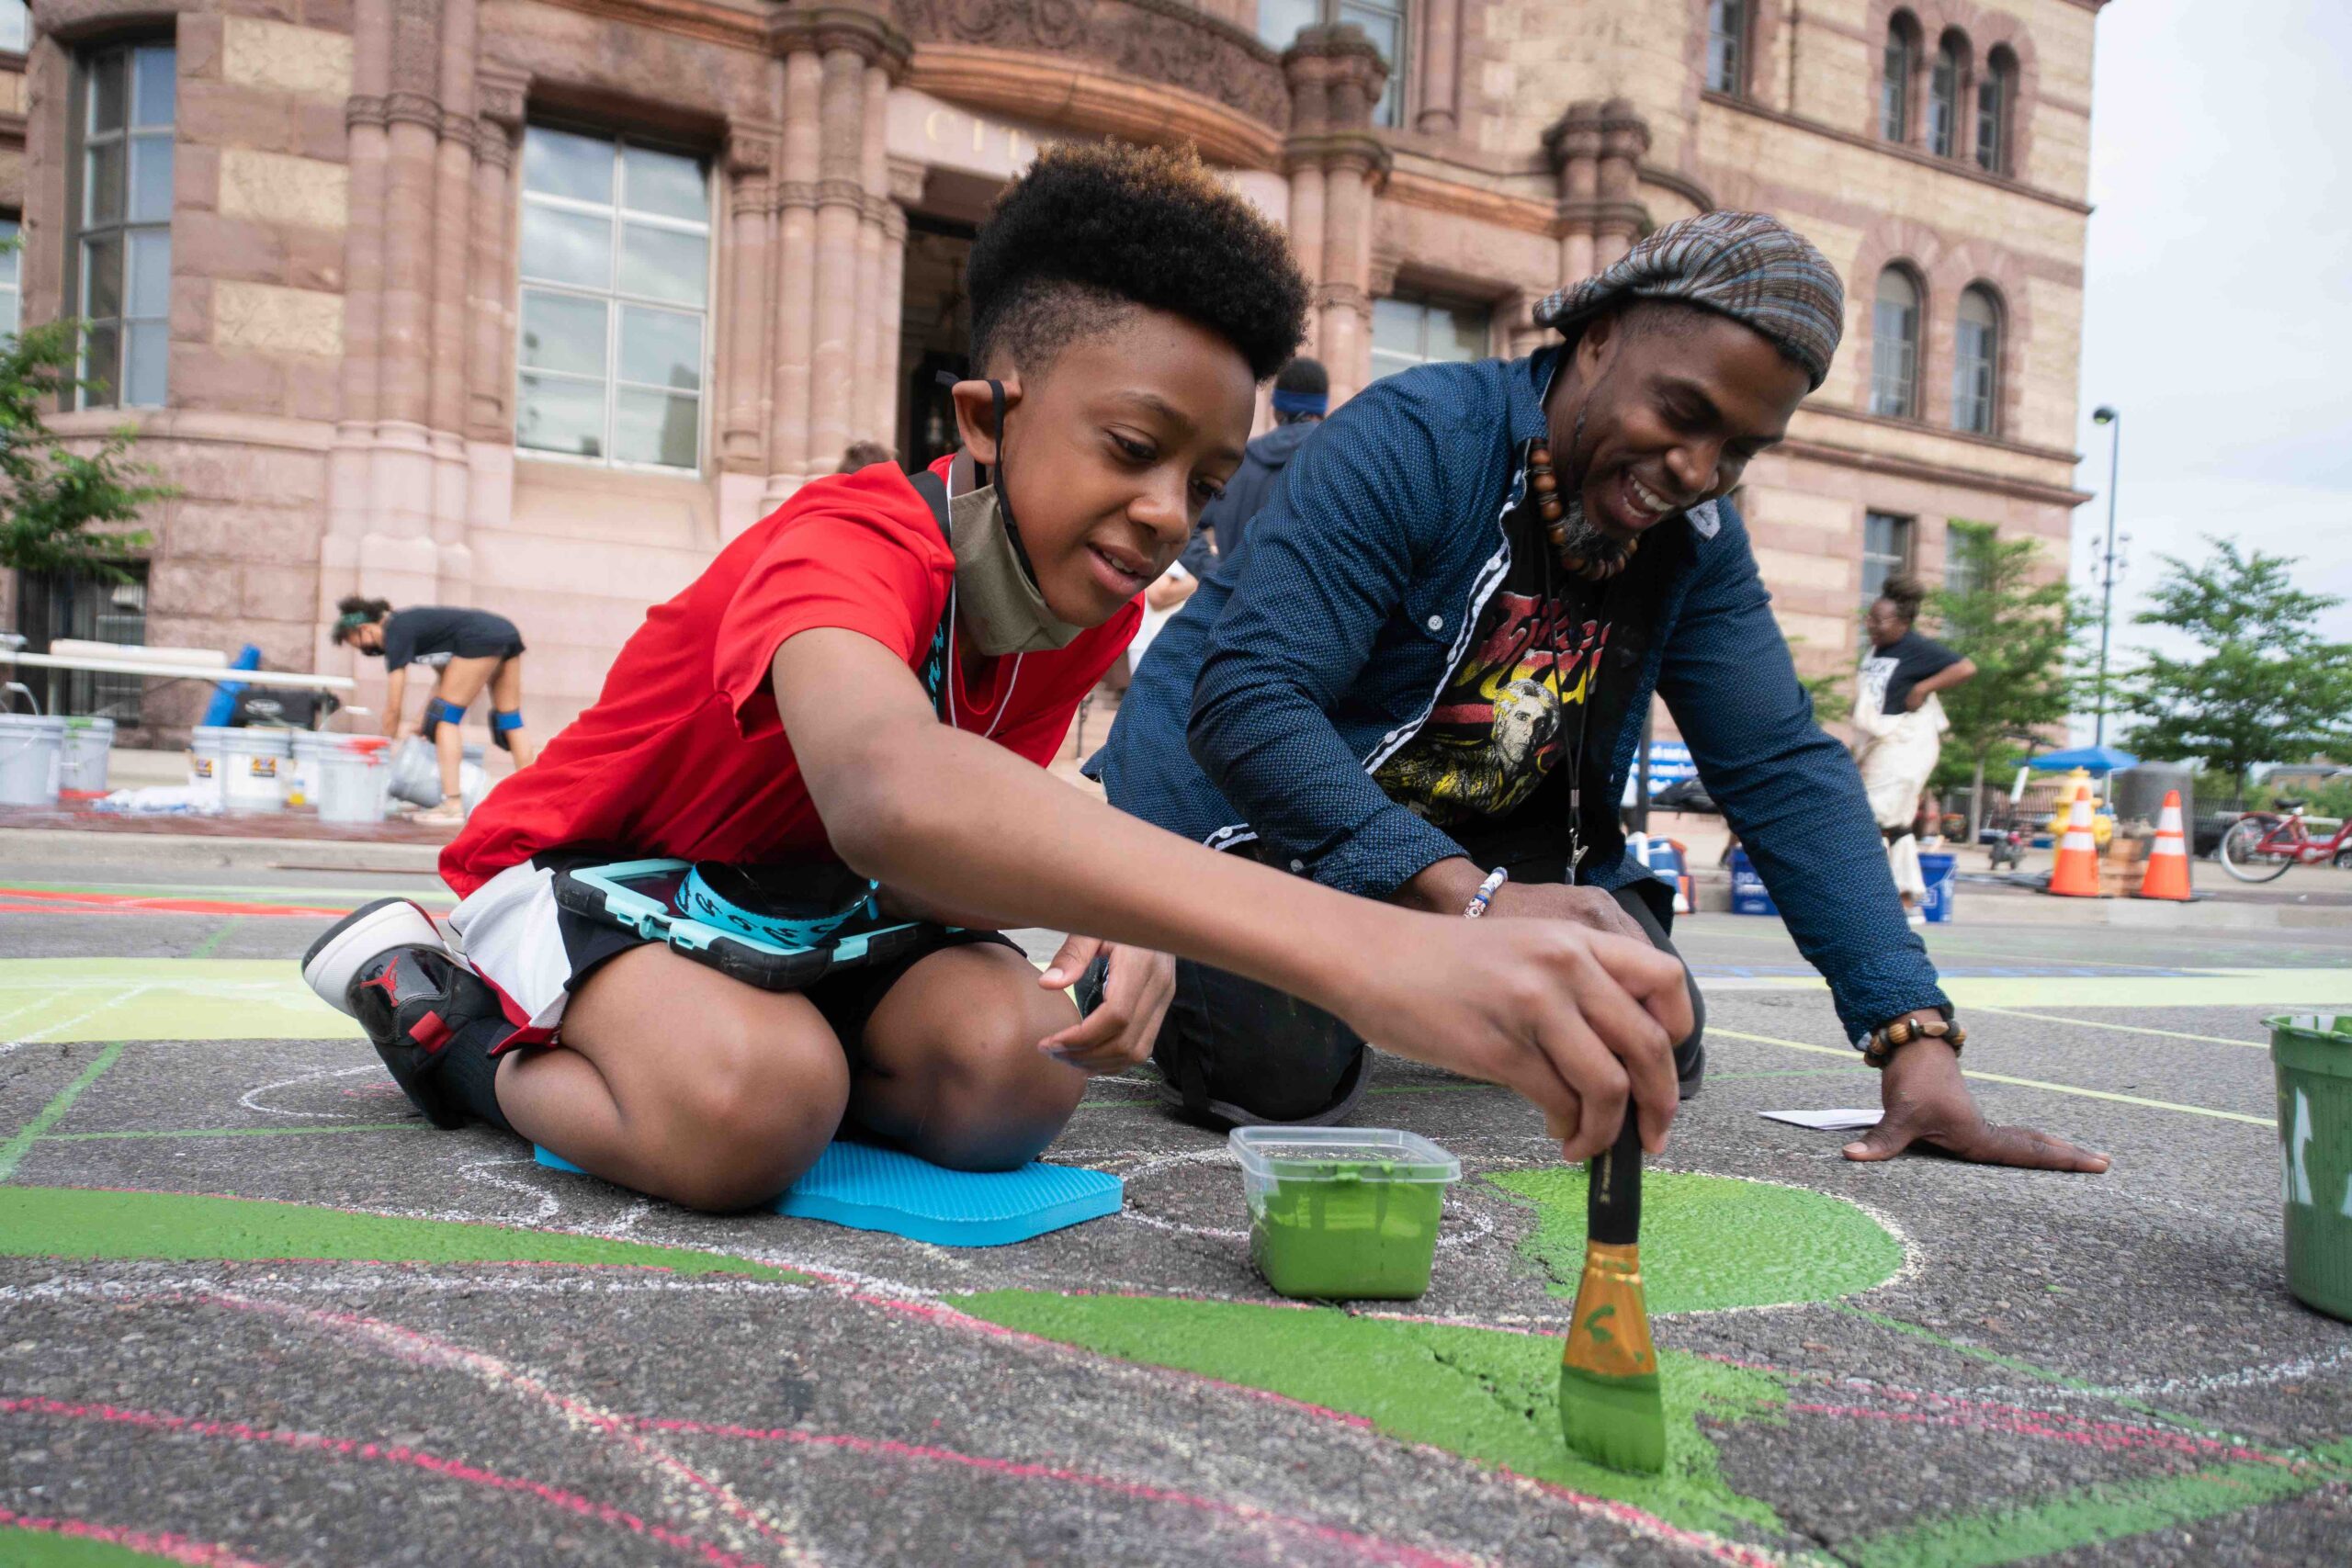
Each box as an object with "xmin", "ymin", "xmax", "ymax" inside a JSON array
[{"xmin": 2, "ymin": 840, "xmax": 2348, "ymax": 1566}]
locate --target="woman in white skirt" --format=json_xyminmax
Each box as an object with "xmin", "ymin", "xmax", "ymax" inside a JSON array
[{"xmin": 1850, "ymin": 576, "xmax": 1975, "ymax": 923}]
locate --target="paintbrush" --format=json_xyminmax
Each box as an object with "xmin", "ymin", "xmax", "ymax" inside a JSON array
[{"xmin": 1558, "ymin": 1113, "xmax": 1666, "ymax": 1473}]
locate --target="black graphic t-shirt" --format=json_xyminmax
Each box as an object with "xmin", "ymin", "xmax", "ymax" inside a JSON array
[
  {"xmin": 1374, "ymin": 503, "xmax": 1611, "ymax": 828},
  {"xmin": 1860, "ymin": 628, "xmax": 1962, "ymax": 716}
]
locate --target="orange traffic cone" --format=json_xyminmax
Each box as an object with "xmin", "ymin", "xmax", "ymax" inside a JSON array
[
  {"xmin": 2045, "ymin": 779, "xmax": 2104, "ymax": 897},
  {"xmin": 2135, "ymin": 790, "xmax": 2193, "ymax": 900}
]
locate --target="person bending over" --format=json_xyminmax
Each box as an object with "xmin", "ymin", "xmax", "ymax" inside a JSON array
[
  {"xmin": 1851, "ymin": 574, "xmax": 1976, "ymax": 923},
  {"xmin": 1091, "ymin": 211, "xmax": 2103, "ymax": 1174},
  {"xmin": 333, "ymin": 597, "xmax": 539, "ymax": 823},
  {"xmin": 298, "ymin": 143, "xmax": 1694, "ymax": 1213}
]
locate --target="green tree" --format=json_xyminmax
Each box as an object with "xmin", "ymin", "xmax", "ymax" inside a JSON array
[
  {"xmin": 1928, "ymin": 521, "xmax": 2072, "ymax": 834},
  {"xmin": 1788, "ymin": 637, "xmax": 1850, "ymax": 724},
  {"xmin": 0, "ymin": 300, "xmax": 169, "ymax": 582},
  {"xmin": 2121, "ymin": 536, "xmax": 2352, "ymax": 800}
]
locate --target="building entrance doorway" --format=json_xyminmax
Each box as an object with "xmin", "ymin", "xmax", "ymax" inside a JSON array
[{"xmin": 898, "ymin": 214, "xmax": 975, "ymax": 472}]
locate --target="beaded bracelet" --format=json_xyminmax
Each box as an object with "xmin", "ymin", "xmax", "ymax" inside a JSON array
[
  {"xmin": 1862, "ymin": 1011, "xmax": 1967, "ymax": 1069},
  {"xmin": 1464, "ymin": 867, "xmax": 1508, "ymax": 919}
]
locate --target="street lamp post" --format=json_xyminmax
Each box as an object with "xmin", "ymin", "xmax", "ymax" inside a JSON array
[{"xmin": 2091, "ymin": 405, "xmax": 2121, "ymax": 748}]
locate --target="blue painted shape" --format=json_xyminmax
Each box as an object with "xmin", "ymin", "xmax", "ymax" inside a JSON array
[{"xmin": 536, "ymin": 1139, "xmax": 1122, "ymax": 1247}]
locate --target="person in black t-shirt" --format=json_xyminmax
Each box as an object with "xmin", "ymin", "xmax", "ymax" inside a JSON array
[
  {"xmin": 1851, "ymin": 575, "xmax": 1975, "ymax": 920},
  {"xmin": 333, "ymin": 596, "xmax": 540, "ymax": 820}
]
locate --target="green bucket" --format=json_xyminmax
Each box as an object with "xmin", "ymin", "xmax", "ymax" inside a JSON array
[{"xmin": 2269, "ymin": 1014, "xmax": 2352, "ymax": 1322}]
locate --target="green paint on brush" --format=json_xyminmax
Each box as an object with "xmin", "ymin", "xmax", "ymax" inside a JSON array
[
  {"xmin": 1840, "ymin": 1438, "xmax": 2352, "ymax": 1568},
  {"xmin": 953, "ymin": 1289, "xmax": 1790, "ymax": 1540},
  {"xmin": 0, "ymin": 1185, "xmax": 805, "ymax": 1280},
  {"xmin": 0, "ymin": 1524, "xmax": 198, "ymax": 1566},
  {"xmin": 1487, "ymin": 1168, "xmax": 1904, "ymax": 1314},
  {"xmin": 0, "ymin": 960, "xmax": 362, "ymax": 1043}
]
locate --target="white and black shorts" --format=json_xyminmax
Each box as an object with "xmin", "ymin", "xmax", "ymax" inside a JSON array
[{"xmin": 448, "ymin": 851, "xmax": 1018, "ymax": 1058}]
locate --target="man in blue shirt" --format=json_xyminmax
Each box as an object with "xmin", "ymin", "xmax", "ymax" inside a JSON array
[{"xmin": 1091, "ymin": 211, "xmax": 2106, "ymax": 1175}]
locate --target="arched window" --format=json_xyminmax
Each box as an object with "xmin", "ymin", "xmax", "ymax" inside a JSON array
[
  {"xmin": 1870, "ymin": 267, "xmax": 1921, "ymax": 419},
  {"xmin": 1952, "ymin": 286, "xmax": 2000, "ymax": 434},
  {"xmin": 1707, "ymin": 0, "xmax": 1748, "ymax": 96},
  {"xmin": 1928, "ymin": 33, "xmax": 1965, "ymax": 159},
  {"xmin": 1881, "ymin": 13, "xmax": 1919, "ymax": 141},
  {"xmin": 1975, "ymin": 47, "xmax": 2017, "ymax": 174}
]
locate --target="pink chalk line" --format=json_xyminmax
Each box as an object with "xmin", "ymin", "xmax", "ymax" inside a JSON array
[
  {"xmin": 842, "ymin": 1290, "xmax": 1791, "ymax": 1567},
  {"xmin": 0, "ymin": 1506, "xmax": 276, "ymax": 1568},
  {"xmin": 634, "ymin": 1413, "xmax": 1484, "ymax": 1568},
  {"xmin": 0, "ymin": 1395, "xmax": 766, "ymax": 1568},
  {"xmin": 190, "ymin": 1293, "xmax": 819, "ymax": 1568},
  {"xmin": 1787, "ymin": 1385, "xmax": 2298, "ymax": 1468}
]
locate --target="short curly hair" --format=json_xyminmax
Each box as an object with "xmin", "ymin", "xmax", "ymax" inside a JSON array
[{"xmin": 967, "ymin": 141, "xmax": 1308, "ymax": 384}]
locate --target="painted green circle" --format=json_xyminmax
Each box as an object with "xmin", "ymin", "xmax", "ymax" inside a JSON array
[{"xmin": 1487, "ymin": 1168, "xmax": 1903, "ymax": 1314}]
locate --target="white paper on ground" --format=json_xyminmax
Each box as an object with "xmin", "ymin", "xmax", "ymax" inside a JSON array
[{"xmin": 1759, "ymin": 1109, "xmax": 1883, "ymax": 1132}]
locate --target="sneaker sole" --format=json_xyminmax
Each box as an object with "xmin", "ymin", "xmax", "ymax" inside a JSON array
[{"xmin": 301, "ymin": 898, "xmax": 446, "ymax": 1018}]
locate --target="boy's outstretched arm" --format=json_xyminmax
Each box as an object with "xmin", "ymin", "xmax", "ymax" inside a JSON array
[{"xmin": 774, "ymin": 628, "xmax": 1696, "ymax": 1163}]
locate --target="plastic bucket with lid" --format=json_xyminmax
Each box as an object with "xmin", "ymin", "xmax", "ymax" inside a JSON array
[
  {"xmin": 60, "ymin": 716, "xmax": 116, "ymax": 793},
  {"xmin": 0, "ymin": 713, "xmax": 66, "ymax": 806},
  {"xmin": 2271, "ymin": 1014, "xmax": 2352, "ymax": 1322},
  {"xmin": 288, "ymin": 730, "xmax": 334, "ymax": 807},
  {"xmin": 314, "ymin": 744, "xmax": 388, "ymax": 824},
  {"xmin": 192, "ymin": 726, "xmax": 292, "ymax": 813},
  {"xmin": 1230, "ymin": 1126, "xmax": 1462, "ymax": 1301}
]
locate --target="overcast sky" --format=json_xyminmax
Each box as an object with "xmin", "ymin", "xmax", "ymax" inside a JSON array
[{"xmin": 2072, "ymin": 0, "xmax": 2352, "ymax": 681}]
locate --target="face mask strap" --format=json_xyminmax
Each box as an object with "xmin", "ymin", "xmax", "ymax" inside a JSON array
[{"xmin": 981, "ymin": 378, "xmax": 1043, "ymax": 586}]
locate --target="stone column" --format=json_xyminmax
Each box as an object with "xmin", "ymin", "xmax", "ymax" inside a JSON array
[
  {"xmin": 1415, "ymin": 0, "xmax": 1462, "ymax": 136},
  {"xmin": 869, "ymin": 201, "xmax": 908, "ymax": 450},
  {"xmin": 467, "ymin": 76, "xmax": 525, "ymax": 444},
  {"xmin": 1281, "ymin": 27, "xmax": 1390, "ymax": 406},
  {"xmin": 720, "ymin": 130, "xmax": 776, "ymax": 474},
  {"xmin": 768, "ymin": 50, "xmax": 820, "ymax": 499},
  {"xmin": 807, "ymin": 49, "xmax": 866, "ymax": 472},
  {"xmin": 322, "ymin": 0, "xmax": 395, "ymax": 660},
  {"xmin": 1593, "ymin": 100, "xmax": 1650, "ymax": 269},
  {"xmin": 848, "ymin": 62, "xmax": 889, "ymax": 448},
  {"xmin": 426, "ymin": 0, "xmax": 479, "ymax": 602},
  {"xmin": 1543, "ymin": 102, "xmax": 1602, "ymax": 288}
]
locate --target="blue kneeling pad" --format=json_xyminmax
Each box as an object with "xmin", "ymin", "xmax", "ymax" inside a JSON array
[{"xmin": 534, "ymin": 1139, "xmax": 1122, "ymax": 1247}]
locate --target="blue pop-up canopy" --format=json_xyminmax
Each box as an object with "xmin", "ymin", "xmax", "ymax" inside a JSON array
[{"xmin": 2027, "ymin": 744, "xmax": 2140, "ymax": 774}]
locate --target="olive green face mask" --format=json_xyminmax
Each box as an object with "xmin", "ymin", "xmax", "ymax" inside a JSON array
[{"xmin": 948, "ymin": 482, "xmax": 1089, "ymax": 657}]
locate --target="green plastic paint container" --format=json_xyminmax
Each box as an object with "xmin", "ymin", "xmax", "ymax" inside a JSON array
[
  {"xmin": 1231, "ymin": 1127, "xmax": 1461, "ymax": 1300},
  {"xmin": 2269, "ymin": 1014, "xmax": 2352, "ymax": 1323}
]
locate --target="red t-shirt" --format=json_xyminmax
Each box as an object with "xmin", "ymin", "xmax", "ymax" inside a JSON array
[{"xmin": 441, "ymin": 457, "xmax": 1138, "ymax": 897}]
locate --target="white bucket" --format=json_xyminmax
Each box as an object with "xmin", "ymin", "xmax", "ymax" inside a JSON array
[
  {"xmin": 288, "ymin": 730, "xmax": 344, "ymax": 807},
  {"xmin": 60, "ymin": 716, "xmax": 116, "ymax": 793},
  {"xmin": 314, "ymin": 746, "xmax": 387, "ymax": 824},
  {"xmin": 0, "ymin": 713, "xmax": 66, "ymax": 807},
  {"xmin": 190, "ymin": 726, "xmax": 292, "ymax": 814}
]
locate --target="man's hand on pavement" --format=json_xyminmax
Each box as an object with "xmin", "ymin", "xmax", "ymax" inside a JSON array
[
  {"xmin": 1843, "ymin": 1031, "xmax": 2111, "ymax": 1172},
  {"xmin": 1035, "ymin": 936, "xmax": 1175, "ymax": 1075}
]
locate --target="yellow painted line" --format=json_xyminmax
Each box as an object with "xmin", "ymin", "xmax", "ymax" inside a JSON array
[
  {"xmin": 1970, "ymin": 1004, "xmax": 2267, "ymax": 1049},
  {"xmin": 1710, "ymin": 1027, "xmax": 2277, "ymax": 1127},
  {"xmin": 1755, "ymin": 968, "xmax": 2352, "ymax": 1011}
]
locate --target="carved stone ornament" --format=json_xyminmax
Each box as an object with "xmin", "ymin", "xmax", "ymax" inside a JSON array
[{"xmin": 892, "ymin": 0, "xmax": 1289, "ymax": 130}]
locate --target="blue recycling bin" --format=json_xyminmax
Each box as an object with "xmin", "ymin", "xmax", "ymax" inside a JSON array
[
  {"xmin": 1919, "ymin": 852, "xmax": 1956, "ymax": 923},
  {"xmin": 1727, "ymin": 849, "xmax": 1777, "ymax": 917}
]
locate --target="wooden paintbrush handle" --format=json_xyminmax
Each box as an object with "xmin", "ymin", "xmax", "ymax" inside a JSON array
[{"xmin": 1586, "ymin": 1114, "xmax": 1644, "ymax": 1247}]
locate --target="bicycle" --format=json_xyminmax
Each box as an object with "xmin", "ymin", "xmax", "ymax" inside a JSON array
[{"xmin": 2217, "ymin": 798, "xmax": 2352, "ymax": 883}]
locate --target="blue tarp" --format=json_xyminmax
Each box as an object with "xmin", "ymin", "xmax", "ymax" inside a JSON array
[{"xmin": 2026, "ymin": 744, "xmax": 2140, "ymax": 774}]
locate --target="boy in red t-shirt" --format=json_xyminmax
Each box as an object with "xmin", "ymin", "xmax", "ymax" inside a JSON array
[{"xmin": 301, "ymin": 143, "xmax": 1694, "ymax": 1212}]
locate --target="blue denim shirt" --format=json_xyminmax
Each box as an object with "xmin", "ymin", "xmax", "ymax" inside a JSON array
[{"xmin": 1088, "ymin": 348, "xmax": 1949, "ymax": 1041}]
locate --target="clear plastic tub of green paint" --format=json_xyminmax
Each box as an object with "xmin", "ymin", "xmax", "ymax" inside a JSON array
[{"xmin": 1231, "ymin": 1127, "xmax": 1462, "ymax": 1301}]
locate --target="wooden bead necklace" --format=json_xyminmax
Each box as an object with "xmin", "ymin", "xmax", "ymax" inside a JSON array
[{"xmin": 1527, "ymin": 438, "xmax": 1639, "ymax": 583}]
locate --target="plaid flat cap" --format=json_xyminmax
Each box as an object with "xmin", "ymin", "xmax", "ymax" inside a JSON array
[{"xmin": 1533, "ymin": 211, "xmax": 1845, "ymax": 389}]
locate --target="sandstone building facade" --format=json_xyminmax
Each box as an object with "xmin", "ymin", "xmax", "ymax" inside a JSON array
[{"xmin": 0, "ymin": 0, "xmax": 2103, "ymax": 738}]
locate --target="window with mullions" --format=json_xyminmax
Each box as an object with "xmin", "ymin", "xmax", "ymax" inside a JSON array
[
  {"xmin": 1975, "ymin": 48, "xmax": 2015, "ymax": 175},
  {"xmin": 1259, "ymin": 0, "xmax": 1408, "ymax": 130},
  {"xmin": 1927, "ymin": 35, "xmax": 1963, "ymax": 159},
  {"xmin": 1869, "ymin": 266, "xmax": 1920, "ymax": 419},
  {"xmin": 515, "ymin": 125, "xmax": 710, "ymax": 472},
  {"xmin": 0, "ymin": 218, "xmax": 20, "ymax": 338},
  {"xmin": 1369, "ymin": 292, "xmax": 1488, "ymax": 383},
  {"xmin": 73, "ymin": 42, "xmax": 175, "ymax": 410},
  {"xmin": 1952, "ymin": 286, "xmax": 1999, "ymax": 435},
  {"xmin": 1706, "ymin": 0, "xmax": 1747, "ymax": 96},
  {"xmin": 1861, "ymin": 511, "xmax": 1915, "ymax": 619},
  {"xmin": 1882, "ymin": 14, "xmax": 1919, "ymax": 141}
]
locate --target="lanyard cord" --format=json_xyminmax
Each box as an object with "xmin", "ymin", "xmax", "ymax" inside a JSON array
[{"xmin": 943, "ymin": 583, "xmax": 1023, "ymax": 741}]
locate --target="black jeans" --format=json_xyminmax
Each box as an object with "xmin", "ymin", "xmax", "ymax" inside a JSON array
[{"xmin": 1151, "ymin": 850, "xmax": 1706, "ymax": 1127}]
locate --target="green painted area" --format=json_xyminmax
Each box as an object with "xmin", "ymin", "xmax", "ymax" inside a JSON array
[
  {"xmin": 954, "ymin": 1289, "xmax": 1789, "ymax": 1540},
  {"xmin": 0, "ymin": 960, "xmax": 361, "ymax": 1043},
  {"xmin": 0, "ymin": 1044, "xmax": 124, "ymax": 1181},
  {"xmin": 0, "ymin": 1525, "xmax": 195, "ymax": 1566},
  {"xmin": 0, "ymin": 1185, "xmax": 802, "ymax": 1280},
  {"xmin": 1841, "ymin": 1438, "xmax": 2352, "ymax": 1568},
  {"xmin": 1488, "ymin": 1168, "xmax": 1904, "ymax": 1314}
]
